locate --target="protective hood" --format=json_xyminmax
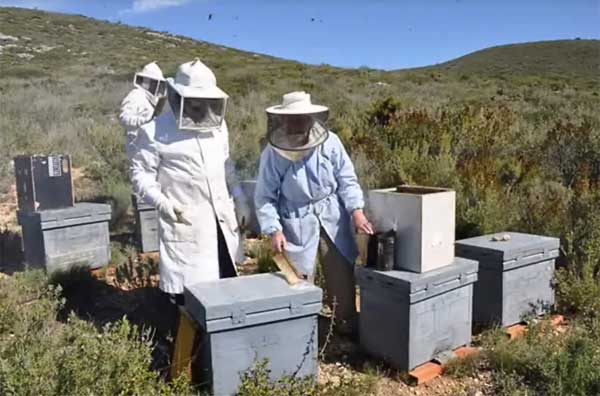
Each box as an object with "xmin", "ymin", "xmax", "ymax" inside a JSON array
[
  {"xmin": 266, "ymin": 91, "xmax": 329, "ymax": 151},
  {"xmin": 134, "ymin": 61, "xmax": 167, "ymax": 98},
  {"xmin": 167, "ymin": 58, "xmax": 228, "ymax": 131}
]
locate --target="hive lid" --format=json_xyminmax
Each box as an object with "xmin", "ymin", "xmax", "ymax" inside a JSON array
[
  {"xmin": 355, "ymin": 258, "xmax": 478, "ymax": 304},
  {"xmin": 184, "ymin": 273, "xmax": 323, "ymax": 332},
  {"xmin": 455, "ymin": 232, "xmax": 560, "ymax": 271},
  {"xmin": 17, "ymin": 202, "xmax": 112, "ymax": 229}
]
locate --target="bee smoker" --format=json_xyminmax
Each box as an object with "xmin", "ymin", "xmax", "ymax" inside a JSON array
[{"xmin": 366, "ymin": 230, "xmax": 396, "ymax": 271}]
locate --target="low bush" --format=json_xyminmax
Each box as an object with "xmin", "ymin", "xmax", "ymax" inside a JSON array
[
  {"xmin": 447, "ymin": 320, "xmax": 600, "ymax": 396},
  {"xmin": 0, "ymin": 270, "xmax": 193, "ymax": 396}
]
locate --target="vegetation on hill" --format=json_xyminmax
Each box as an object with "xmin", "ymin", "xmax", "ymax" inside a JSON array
[{"xmin": 1, "ymin": 6, "xmax": 599, "ymax": 396}]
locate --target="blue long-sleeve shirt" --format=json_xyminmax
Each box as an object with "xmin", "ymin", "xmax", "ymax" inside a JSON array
[{"xmin": 255, "ymin": 132, "xmax": 364, "ymax": 275}]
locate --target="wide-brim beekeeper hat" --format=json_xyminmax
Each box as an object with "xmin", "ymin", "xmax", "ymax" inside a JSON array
[
  {"xmin": 266, "ymin": 91, "xmax": 329, "ymax": 151},
  {"xmin": 166, "ymin": 58, "xmax": 228, "ymax": 99}
]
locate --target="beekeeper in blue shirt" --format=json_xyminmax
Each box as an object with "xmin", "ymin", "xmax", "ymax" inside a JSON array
[{"xmin": 255, "ymin": 91, "xmax": 374, "ymax": 335}]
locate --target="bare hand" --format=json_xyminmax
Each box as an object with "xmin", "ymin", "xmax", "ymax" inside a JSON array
[
  {"xmin": 271, "ymin": 231, "xmax": 288, "ymax": 253},
  {"xmin": 352, "ymin": 209, "xmax": 374, "ymax": 234}
]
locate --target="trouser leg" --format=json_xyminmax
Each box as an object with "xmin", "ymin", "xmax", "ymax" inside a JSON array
[
  {"xmin": 217, "ymin": 222, "xmax": 237, "ymax": 279},
  {"xmin": 317, "ymin": 229, "xmax": 357, "ymax": 333}
]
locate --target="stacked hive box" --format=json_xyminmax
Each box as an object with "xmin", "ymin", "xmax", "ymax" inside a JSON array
[
  {"xmin": 15, "ymin": 155, "xmax": 111, "ymax": 273},
  {"xmin": 455, "ymin": 232, "xmax": 559, "ymax": 327},
  {"xmin": 132, "ymin": 195, "xmax": 159, "ymax": 253},
  {"xmin": 358, "ymin": 186, "xmax": 477, "ymax": 370},
  {"xmin": 14, "ymin": 155, "xmax": 74, "ymax": 212},
  {"xmin": 368, "ymin": 186, "xmax": 456, "ymax": 273},
  {"xmin": 184, "ymin": 273, "xmax": 322, "ymax": 396}
]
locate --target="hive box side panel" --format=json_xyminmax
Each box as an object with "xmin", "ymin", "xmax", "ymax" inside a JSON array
[
  {"xmin": 501, "ymin": 259, "xmax": 555, "ymax": 327},
  {"xmin": 207, "ymin": 316, "xmax": 319, "ymax": 396},
  {"xmin": 20, "ymin": 219, "xmax": 45, "ymax": 267},
  {"xmin": 43, "ymin": 221, "xmax": 110, "ymax": 273},
  {"xmin": 33, "ymin": 155, "xmax": 74, "ymax": 211},
  {"xmin": 420, "ymin": 192, "xmax": 455, "ymax": 272},
  {"xmin": 135, "ymin": 208, "xmax": 159, "ymax": 253},
  {"xmin": 14, "ymin": 157, "xmax": 36, "ymax": 212},
  {"xmin": 408, "ymin": 284, "xmax": 473, "ymax": 370},
  {"xmin": 359, "ymin": 286, "xmax": 410, "ymax": 369},
  {"xmin": 473, "ymin": 267, "xmax": 504, "ymax": 325},
  {"xmin": 368, "ymin": 190, "xmax": 423, "ymax": 272}
]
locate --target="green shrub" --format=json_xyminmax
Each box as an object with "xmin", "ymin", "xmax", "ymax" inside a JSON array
[
  {"xmin": 448, "ymin": 321, "xmax": 600, "ymax": 396},
  {"xmin": 480, "ymin": 320, "xmax": 600, "ymax": 396},
  {"xmin": 0, "ymin": 270, "xmax": 193, "ymax": 396}
]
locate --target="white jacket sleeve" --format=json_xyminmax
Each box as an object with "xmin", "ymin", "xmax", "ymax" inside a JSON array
[
  {"xmin": 129, "ymin": 126, "xmax": 164, "ymax": 207},
  {"xmin": 221, "ymin": 122, "xmax": 244, "ymax": 199},
  {"xmin": 119, "ymin": 89, "xmax": 153, "ymax": 129}
]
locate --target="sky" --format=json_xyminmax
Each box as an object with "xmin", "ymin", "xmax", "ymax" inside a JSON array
[{"xmin": 0, "ymin": 0, "xmax": 598, "ymax": 70}]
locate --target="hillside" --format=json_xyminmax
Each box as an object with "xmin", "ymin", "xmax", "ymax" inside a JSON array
[{"xmin": 419, "ymin": 39, "xmax": 600, "ymax": 79}]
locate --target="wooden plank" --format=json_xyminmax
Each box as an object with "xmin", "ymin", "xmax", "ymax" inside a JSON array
[
  {"xmin": 170, "ymin": 307, "xmax": 198, "ymax": 381},
  {"xmin": 272, "ymin": 252, "xmax": 302, "ymax": 285}
]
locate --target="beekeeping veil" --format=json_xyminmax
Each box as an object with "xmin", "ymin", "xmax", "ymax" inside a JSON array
[
  {"xmin": 266, "ymin": 92, "xmax": 329, "ymax": 159},
  {"xmin": 166, "ymin": 58, "xmax": 228, "ymax": 132},
  {"xmin": 134, "ymin": 61, "xmax": 167, "ymax": 99}
]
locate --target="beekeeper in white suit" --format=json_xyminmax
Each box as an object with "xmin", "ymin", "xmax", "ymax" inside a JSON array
[
  {"xmin": 119, "ymin": 61, "xmax": 167, "ymax": 160},
  {"xmin": 130, "ymin": 58, "xmax": 250, "ymax": 300}
]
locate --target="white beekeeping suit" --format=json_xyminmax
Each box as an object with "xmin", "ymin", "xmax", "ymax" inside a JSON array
[
  {"xmin": 130, "ymin": 59, "xmax": 251, "ymax": 294},
  {"xmin": 119, "ymin": 61, "xmax": 167, "ymax": 160}
]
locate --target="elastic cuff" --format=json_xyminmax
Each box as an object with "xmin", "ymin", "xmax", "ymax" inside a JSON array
[{"xmin": 264, "ymin": 226, "xmax": 281, "ymax": 236}]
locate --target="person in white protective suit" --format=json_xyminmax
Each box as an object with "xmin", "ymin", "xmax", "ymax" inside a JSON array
[
  {"xmin": 130, "ymin": 58, "xmax": 251, "ymax": 300},
  {"xmin": 119, "ymin": 61, "xmax": 167, "ymax": 160},
  {"xmin": 255, "ymin": 91, "xmax": 374, "ymax": 336}
]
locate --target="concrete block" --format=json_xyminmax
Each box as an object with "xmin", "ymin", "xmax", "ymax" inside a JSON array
[
  {"xmin": 356, "ymin": 258, "xmax": 478, "ymax": 371},
  {"xmin": 368, "ymin": 186, "xmax": 455, "ymax": 273},
  {"xmin": 455, "ymin": 232, "xmax": 559, "ymax": 327},
  {"xmin": 17, "ymin": 203, "xmax": 111, "ymax": 273},
  {"xmin": 184, "ymin": 273, "xmax": 322, "ymax": 396}
]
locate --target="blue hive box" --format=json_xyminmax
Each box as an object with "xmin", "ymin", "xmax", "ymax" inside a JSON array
[
  {"xmin": 132, "ymin": 194, "xmax": 158, "ymax": 253},
  {"xmin": 456, "ymin": 232, "xmax": 559, "ymax": 327},
  {"xmin": 184, "ymin": 273, "xmax": 322, "ymax": 396},
  {"xmin": 356, "ymin": 258, "xmax": 478, "ymax": 371},
  {"xmin": 17, "ymin": 202, "xmax": 111, "ymax": 273}
]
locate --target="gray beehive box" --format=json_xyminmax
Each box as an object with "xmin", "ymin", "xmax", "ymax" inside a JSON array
[
  {"xmin": 455, "ymin": 232, "xmax": 559, "ymax": 327},
  {"xmin": 356, "ymin": 258, "xmax": 478, "ymax": 371},
  {"xmin": 184, "ymin": 273, "xmax": 322, "ymax": 396},
  {"xmin": 132, "ymin": 195, "xmax": 158, "ymax": 253},
  {"xmin": 17, "ymin": 203, "xmax": 111, "ymax": 273}
]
